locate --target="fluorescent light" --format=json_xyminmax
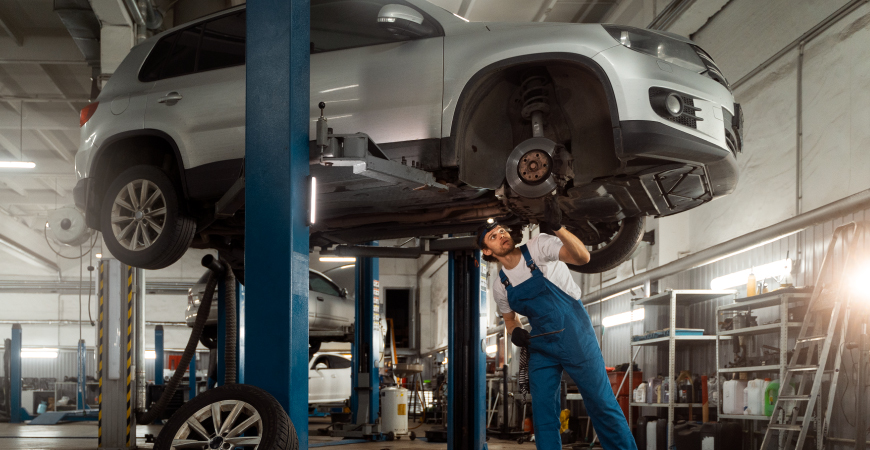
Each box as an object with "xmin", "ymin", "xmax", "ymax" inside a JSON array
[
  {"xmin": 0, "ymin": 161, "xmax": 36, "ymax": 169},
  {"xmin": 309, "ymin": 176, "xmax": 317, "ymax": 225},
  {"xmin": 319, "ymin": 84, "xmax": 358, "ymax": 94},
  {"xmin": 602, "ymin": 308, "xmax": 644, "ymax": 327},
  {"xmin": 485, "ymin": 344, "xmax": 498, "ymax": 354},
  {"xmin": 95, "ymin": 253, "xmax": 102, "ymax": 259},
  {"xmin": 710, "ymin": 259, "xmax": 792, "ymax": 290},
  {"xmin": 320, "ymin": 257, "xmax": 356, "ymax": 262},
  {"xmin": 145, "ymin": 350, "xmax": 156, "ymax": 360},
  {"xmin": 586, "ymin": 285, "xmax": 644, "ymax": 306},
  {"xmin": 21, "ymin": 348, "xmax": 59, "ymax": 359}
]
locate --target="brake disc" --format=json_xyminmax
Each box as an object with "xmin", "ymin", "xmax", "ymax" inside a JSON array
[{"xmin": 505, "ymin": 137, "xmax": 558, "ymax": 198}]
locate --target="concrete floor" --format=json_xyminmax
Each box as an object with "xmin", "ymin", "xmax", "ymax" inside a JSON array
[{"xmin": 0, "ymin": 417, "xmax": 550, "ymax": 450}]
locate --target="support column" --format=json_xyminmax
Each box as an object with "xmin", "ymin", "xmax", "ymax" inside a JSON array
[
  {"xmin": 10, "ymin": 324, "xmax": 21, "ymax": 423},
  {"xmin": 245, "ymin": 0, "xmax": 310, "ymax": 444},
  {"xmin": 134, "ymin": 268, "xmax": 146, "ymax": 412},
  {"xmin": 237, "ymin": 282, "xmax": 245, "ymax": 385},
  {"xmin": 98, "ymin": 259, "xmax": 134, "ymax": 449},
  {"xmin": 154, "ymin": 326, "xmax": 164, "ymax": 385},
  {"xmin": 189, "ymin": 355, "xmax": 197, "ymax": 401},
  {"xmin": 78, "ymin": 339, "xmax": 87, "ymax": 409},
  {"xmin": 448, "ymin": 251, "xmax": 487, "ymax": 450},
  {"xmin": 351, "ymin": 252, "xmax": 380, "ymax": 430}
]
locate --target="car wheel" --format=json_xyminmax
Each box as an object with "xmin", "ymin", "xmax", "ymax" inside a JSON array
[
  {"xmin": 100, "ymin": 165, "xmax": 195, "ymax": 270},
  {"xmin": 153, "ymin": 384, "xmax": 298, "ymax": 450},
  {"xmin": 309, "ymin": 340, "xmax": 321, "ymax": 359},
  {"xmin": 566, "ymin": 216, "xmax": 645, "ymax": 274}
]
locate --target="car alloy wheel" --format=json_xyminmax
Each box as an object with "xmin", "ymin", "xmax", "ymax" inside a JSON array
[
  {"xmin": 110, "ymin": 179, "xmax": 166, "ymax": 251},
  {"xmin": 172, "ymin": 400, "xmax": 262, "ymax": 449},
  {"xmin": 154, "ymin": 384, "xmax": 297, "ymax": 450}
]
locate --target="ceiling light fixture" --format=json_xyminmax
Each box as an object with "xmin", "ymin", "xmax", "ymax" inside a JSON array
[
  {"xmin": 602, "ymin": 308, "xmax": 644, "ymax": 327},
  {"xmin": 320, "ymin": 257, "xmax": 356, "ymax": 262},
  {"xmin": 0, "ymin": 161, "xmax": 35, "ymax": 169},
  {"xmin": 710, "ymin": 259, "xmax": 793, "ymax": 290}
]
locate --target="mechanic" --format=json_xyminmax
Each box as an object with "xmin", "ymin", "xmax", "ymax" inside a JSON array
[{"xmin": 476, "ymin": 198, "xmax": 637, "ymax": 450}]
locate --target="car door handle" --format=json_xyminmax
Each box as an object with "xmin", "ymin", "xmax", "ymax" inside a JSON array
[
  {"xmin": 157, "ymin": 92, "xmax": 183, "ymax": 104},
  {"xmin": 317, "ymin": 296, "xmax": 325, "ymax": 301}
]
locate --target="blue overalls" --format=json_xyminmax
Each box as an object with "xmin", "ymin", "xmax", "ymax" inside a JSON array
[{"xmin": 500, "ymin": 245, "xmax": 637, "ymax": 450}]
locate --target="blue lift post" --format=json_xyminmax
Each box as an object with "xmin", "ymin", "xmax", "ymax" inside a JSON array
[
  {"xmin": 245, "ymin": 0, "xmax": 310, "ymax": 444},
  {"xmin": 447, "ymin": 251, "xmax": 487, "ymax": 450},
  {"xmin": 10, "ymin": 324, "xmax": 21, "ymax": 423},
  {"xmin": 77, "ymin": 339, "xmax": 87, "ymax": 408},
  {"xmin": 189, "ymin": 355, "xmax": 197, "ymax": 400},
  {"xmin": 155, "ymin": 325, "xmax": 164, "ymax": 385},
  {"xmin": 348, "ymin": 252, "xmax": 380, "ymax": 436},
  {"xmin": 237, "ymin": 282, "xmax": 245, "ymax": 384}
]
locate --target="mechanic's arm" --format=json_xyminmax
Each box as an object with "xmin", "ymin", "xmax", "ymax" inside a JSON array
[
  {"xmin": 554, "ymin": 227, "xmax": 591, "ymax": 265},
  {"xmin": 502, "ymin": 311, "xmax": 523, "ymax": 336}
]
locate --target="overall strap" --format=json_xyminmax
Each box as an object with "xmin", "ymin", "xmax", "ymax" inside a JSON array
[
  {"xmin": 519, "ymin": 245, "xmax": 540, "ymax": 274},
  {"xmin": 499, "ymin": 269, "xmax": 511, "ymax": 288}
]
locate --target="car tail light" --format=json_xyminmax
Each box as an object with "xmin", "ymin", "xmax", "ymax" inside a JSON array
[{"xmin": 80, "ymin": 102, "xmax": 99, "ymax": 127}]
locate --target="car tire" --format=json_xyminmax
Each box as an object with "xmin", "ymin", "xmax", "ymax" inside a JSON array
[
  {"xmin": 100, "ymin": 165, "xmax": 195, "ymax": 270},
  {"xmin": 567, "ymin": 216, "xmax": 645, "ymax": 274},
  {"xmin": 153, "ymin": 383, "xmax": 298, "ymax": 450},
  {"xmin": 309, "ymin": 340, "xmax": 321, "ymax": 359}
]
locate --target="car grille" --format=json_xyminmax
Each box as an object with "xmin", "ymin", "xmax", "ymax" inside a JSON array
[
  {"xmin": 649, "ymin": 88, "xmax": 701, "ymax": 129},
  {"xmin": 693, "ymin": 46, "xmax": 730, "ymax": 91}
]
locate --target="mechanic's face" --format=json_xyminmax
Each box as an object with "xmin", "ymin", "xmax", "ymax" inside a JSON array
[{"xmin": 482, "ymin": 226, "xmax": 515, "ymax": 257}]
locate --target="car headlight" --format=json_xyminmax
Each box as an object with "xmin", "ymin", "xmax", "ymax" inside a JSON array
[{"xmin": 602, "ymin": 24, "xmax": 706, "ymax": 73}]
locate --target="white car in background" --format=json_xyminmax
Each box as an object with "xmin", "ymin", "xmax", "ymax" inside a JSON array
[
  {"xmin": 185, "ymin": 268, "xmax": 355, "ymax": 354},
  {"xmin": 309, "ymin": 353, "xmax": 353, "ymax": 404}
]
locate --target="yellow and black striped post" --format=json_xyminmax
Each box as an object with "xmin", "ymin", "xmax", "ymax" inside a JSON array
[
  {"xmin": 97, "ymin": 259, "xmax": 135, "ymax": 449},
  {"xmin": 97, "ymin": 261, "xmax": 104, "ymax": 447}
]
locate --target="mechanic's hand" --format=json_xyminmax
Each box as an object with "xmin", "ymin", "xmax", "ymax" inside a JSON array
[
  {"xmin": 543, "ymin": 196, "xmax": 563, "ymax": 232},
  {"xmin": 511, "ymin": 328, "xmax": 532, "ymax": 348}
]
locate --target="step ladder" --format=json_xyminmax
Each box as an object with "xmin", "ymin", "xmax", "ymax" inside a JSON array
[{"xmin": 759, "ymin": 222, "xmax": 861, "ymax": 450}]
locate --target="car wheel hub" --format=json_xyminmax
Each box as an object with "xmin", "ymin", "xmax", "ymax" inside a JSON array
[
  {"xmin": 505, "ymin": 137, "xmax": 558, "ymax": 198},
  {"xmin": 110, "ymin": 179, "xmax": 167, "ymax": 252},
  {"xmin": 172, "ymin": 399, "xmax": 263, "ymax": 449}
]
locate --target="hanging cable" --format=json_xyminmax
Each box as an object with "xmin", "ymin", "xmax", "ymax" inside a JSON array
[{"xmin": 43, "ymin": 225, "xmax": 98, "ymax": 259}]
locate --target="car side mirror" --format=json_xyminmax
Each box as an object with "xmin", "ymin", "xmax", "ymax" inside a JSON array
[
  {"xmin": 340, "ymin": 288, "xmax": 349, "ymax": 298},
  {"xmin": 377, "ymin": 4, "xmax": 435, "ymax": 39},
  {"xmin": 315, "ymin": 363, "xmax": 328, "ymax": 370}
]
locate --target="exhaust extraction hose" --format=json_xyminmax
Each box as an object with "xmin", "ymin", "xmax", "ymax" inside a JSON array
[{"xmin": 137, "ymin": 264, "xmax": 217, "ymax": 425}]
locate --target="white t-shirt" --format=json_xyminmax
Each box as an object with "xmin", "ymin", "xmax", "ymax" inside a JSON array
[{"xmin": 492, "ymin": 234, "xmax": 583, "ymax": 315}]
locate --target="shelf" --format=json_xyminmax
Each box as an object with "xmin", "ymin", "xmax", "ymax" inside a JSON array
[
  {"xmin": 718, "ymin": 323, "xmax": 803, "ymax": 337},
  {"xmin": 631, "ymin": 335, "xmax": 723, "ymax": 346},
  {"xmin": 632, "ymin": 289, "xmax": 736, "ymax": 307},
  {"xmin": 718, "ymin": 365, "xmax": 781, "ymax": 373},
  {"xmin": 720, "ymin": 414, "xmax": 771, "ymax": 421},
  {"xmin": 718, "ymin": 288, "xmax": 813, "ymax": 311},
  {"xmin": 630, "ymin": 403, "xmax": 703, "ymax": 408}
]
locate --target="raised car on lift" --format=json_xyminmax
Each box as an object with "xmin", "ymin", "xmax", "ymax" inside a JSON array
[{"xmin": 74, "ymin": 0, "xmax": 742, "ymax": 277}]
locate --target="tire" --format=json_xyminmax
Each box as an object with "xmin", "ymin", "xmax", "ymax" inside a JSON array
[
  {"xmin": 567, "ymin": 216, "xmax": 645, "ymax": 274},
  {"xmin": 386, "ymin": 431, "xmax": 396, "ymax": 441},
  {"xmin": 309, "ymin": 340, "xmax": 322, "ymax": 359},
  {"xmin": 100, "ymin": 165, "xmax": 196, "ymax": 270},
  {"xmin": 410, "ymin": 432, "xmax": 416, "ymax": 441},
  {"xmin": 153, "ymin": 383, "xmax": 297, "ymax": 450}
]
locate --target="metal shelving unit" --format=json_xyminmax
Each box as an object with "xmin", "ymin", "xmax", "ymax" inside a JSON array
[
  {"xmin": 714, "ymin": 288, "xmax": 813, "ymax": 449},
  {"xmin": 629, "ymin": 289, "xmax": 736, "ymax": 449}
]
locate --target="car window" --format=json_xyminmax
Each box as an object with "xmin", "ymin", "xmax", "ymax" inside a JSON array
[
  {"xmin": 198, "ymin": 11, "xmax": 246, "ymax": 72},
  {"xmin": 309, "ymin": 272, "xmax": 341, "ymax": 296},
  {"xmin": 161, "ymin": 25, "xmax": 203, "ymax": 79},
  {"xmin": 311, "ymin": 0, "xmax": 430, "ymax": 53},
  {"xmin": 313, "ymin": 356, "xmax": 330, "ymax": 368},
  {"xmin": 327, "ymin": 355, "xmax": 352, "ymax": 369},
  {"xmin": 139, "ymin": 32, "xmax": 178, "ymax": 82}
]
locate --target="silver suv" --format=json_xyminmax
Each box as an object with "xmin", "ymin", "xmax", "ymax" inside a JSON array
[{"xmin": 74, "ymin": 0, "xmax": 742, "ymax": 275}]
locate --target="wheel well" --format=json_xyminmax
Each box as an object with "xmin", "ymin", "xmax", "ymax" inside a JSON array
[
  {"xmin": 452, "ymin": 57, "xmax": 621, "ymax": 190},
  {"xmin": 91, "ymin": 134, "xmax": 187, "ymax": 218}
]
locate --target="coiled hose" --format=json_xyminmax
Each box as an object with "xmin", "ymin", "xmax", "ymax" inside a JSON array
[{"xmin": 137, "ymin": 266, "xmax": 218, "ymax": 425}]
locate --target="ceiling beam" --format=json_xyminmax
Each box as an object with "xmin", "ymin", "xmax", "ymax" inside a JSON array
[
  {"xmin": 38, "ymin": 178, "xmax": 67, "ymax": 197},
  {"xmin": 0, "ymin": 131, "xmax": 22, "ymax": 159},
  {"xmin": 0, "ymin": 178, "xmax": 27, "ymax": 197},
  {"xmin": 0, "ymin": 36, "xmax": 86, "ymax": 64},
  {"xmin": 0, "ymin": 10, "xmax": 22, "ymax": 47},
  {"xmin": 35, "ymin": 129, "xmax": 75, "ymax": 163},
  {"xmin": 457, "ymin": 0, "xmax": 476, "ymax": 18},
  {"xmin": 0, "ymin": 211, "xmax": 61, "ymax": 274},
  {"xmin": 533, "ymin": 0, "xmax": 561, "ymax": 21},
  {"xmin": 0, "ymin": 190, "xmax": 73, "ymax": 206}
]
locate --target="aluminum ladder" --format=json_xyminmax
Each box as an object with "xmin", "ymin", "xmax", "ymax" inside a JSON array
[{"xmin": 759, "ymin": 221, "xmax": 861, "ymax": 450}]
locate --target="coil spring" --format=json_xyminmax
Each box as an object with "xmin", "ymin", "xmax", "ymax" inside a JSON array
[{"xmin": 520, "ymin": 74, "xmax": 551, "ymax": 119}]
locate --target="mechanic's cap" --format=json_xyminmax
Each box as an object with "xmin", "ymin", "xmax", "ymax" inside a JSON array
[{"xmin": 476, "ymin": 218, "xmax": 500, "ymax": 249}]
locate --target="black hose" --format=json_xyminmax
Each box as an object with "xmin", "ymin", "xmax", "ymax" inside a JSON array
[
  {"xmin": 137, "ymin": 271, "xmax": 217, "ymax": 425},
  {"xmin": 223, "ymin": 266, "xmax": 237, "ymax": 385}
]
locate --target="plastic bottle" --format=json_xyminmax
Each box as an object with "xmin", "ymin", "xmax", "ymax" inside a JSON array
[
  {"xmin": 747, "ymin": 270, "xmax": 757, "ymax": 297},
  {"xmin": 677, "ymin": 371, "xmax": 694, "ymax": 403},
  {"xmin": 744, "ymin": 379, "xmax": 765, "ymax": 415},
  {"xmin": 635, "ymin": 382, "xmax": 648, "ymax": 403},
  {"xmin": 723, "ymin": 378, "xmax": 748, "ymax": 414},
  {"xmin": 648, "ymin": 377, "xmax": 662, "ymax": 404},
  {"xmin": 764, "ymin": 380, "xmax": 780, "ymax": 417}
]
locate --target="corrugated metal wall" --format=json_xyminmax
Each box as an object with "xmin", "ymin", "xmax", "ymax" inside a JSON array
[{"xmin": 582, "ymin": 209, "xmax": 870, "ymax": 447}]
